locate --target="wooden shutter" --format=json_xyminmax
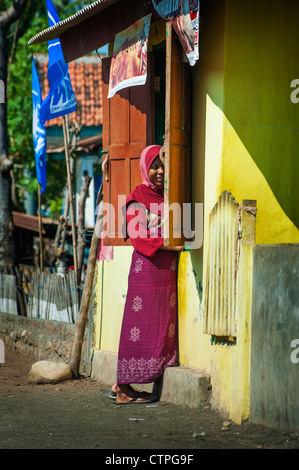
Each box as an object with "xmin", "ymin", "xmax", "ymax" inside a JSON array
[
  {"xmin": 101, "ymin": 56, "xmax": 154, "ymax": 246},
  {"xmin": 164, "ymin": 23, "xmax": 191, "ymax": 247}
]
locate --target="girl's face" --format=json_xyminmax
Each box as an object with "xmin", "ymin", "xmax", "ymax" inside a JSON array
[{"xmin": 148, "ymin": 156, "xmax": 164, "ymax": 189}]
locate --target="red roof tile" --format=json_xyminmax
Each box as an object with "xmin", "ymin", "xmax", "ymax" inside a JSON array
[{"xmin": 36, "ymin": 54, "xmax": 103, "ymax": 128}]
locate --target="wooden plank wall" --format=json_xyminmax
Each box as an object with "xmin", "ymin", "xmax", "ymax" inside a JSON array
[{"xmin": 204, "ymin": 191, "xmax": 239, "ymax": 338}]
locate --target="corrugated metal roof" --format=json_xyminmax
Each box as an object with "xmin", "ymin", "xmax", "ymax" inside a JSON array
[
  {"xmin": 28, "ymin": 0, "xmax": 119, "ymax": 46},
  {"xmin": 47, "ymin": 134, "xmax": 102, "ymax": 154},
  {"xmin": 12, "ymin": 212, "xmax": 58, "ymax": 233},
  {"xmin": 12, "ymin": 212, "xmax": 95, "ymax": 232}
]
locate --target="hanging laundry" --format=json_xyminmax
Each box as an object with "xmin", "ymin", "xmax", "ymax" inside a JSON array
[
  {"xmin": 97, "ymin": 233, "xmax": 114, "ymax": 261},
  {"xmin": 152, "ymin": 0, "xmax": 199, "ymax": 66},
  {"xmin": 108, "ymin": 14, "xmax": 152, "ymax": 98}
]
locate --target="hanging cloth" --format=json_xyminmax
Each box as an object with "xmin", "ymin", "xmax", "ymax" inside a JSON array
[{"xmin": 108, "ymin": 14, "xmax": 152, "ymax": 98}]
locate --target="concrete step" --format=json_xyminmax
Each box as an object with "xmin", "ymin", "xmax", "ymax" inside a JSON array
[{"xmin": 91, "ymin": 350, "xmax": 212, "ymax": 409}]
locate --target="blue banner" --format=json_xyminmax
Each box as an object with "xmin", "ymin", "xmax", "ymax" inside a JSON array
[
  {"xmin": 32, "ymin": 59, "xmax": 47, "ymax": 194},
  {"xmin": 40, "ymin": 0, "xmax": 76, "ymax": 123}
]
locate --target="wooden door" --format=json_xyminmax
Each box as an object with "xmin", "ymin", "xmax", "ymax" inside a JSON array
[
  {"xmin": 101, "ymin": 56, "xmax": 154, "ymax": 246},
  {"xmin": 164, "ymin": 23, "xmax": 191, "ymax": 247}
]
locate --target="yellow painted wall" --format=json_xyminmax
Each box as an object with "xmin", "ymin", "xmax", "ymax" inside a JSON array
[
  {"xmin": 177, "ymin": 0, "xmax": 299, "ymax": 423},
  {"xmin": 95, "ymin": 247, "xmax": 133, "ymax": 352},
  {"xmin": 177, "ymin": 0, "xmax": 226, "ymax": 369}
]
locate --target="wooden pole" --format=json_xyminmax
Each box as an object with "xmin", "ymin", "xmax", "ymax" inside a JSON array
[
  {"xmin": 38, "ymin": 182, "xmax": 43, "ymax": 272},
  {"xmin": 62, "ymin": 115, "xmax": 79, "ymax": 293},
  {"xmin": 77, "ymin": 174, "xmax": 92, "ymax": 288},
  {"xmin": 70, "ymin": 184, "xmax": 103, "ymax": 378}
]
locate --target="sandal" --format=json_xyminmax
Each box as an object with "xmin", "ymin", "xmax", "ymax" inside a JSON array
[{"xmin": 115, "ymin": 395, "xmax": 159, "ymax": 405}]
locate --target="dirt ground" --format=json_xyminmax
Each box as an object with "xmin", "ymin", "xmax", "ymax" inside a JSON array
[{"xmin": 0, "ymin": 347, "xmax": 299, "ymax": 454}]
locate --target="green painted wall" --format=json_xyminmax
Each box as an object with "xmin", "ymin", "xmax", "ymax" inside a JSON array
[{"xmin": 221, "ymin": 0, "xmax": 299, "ymax": 241}]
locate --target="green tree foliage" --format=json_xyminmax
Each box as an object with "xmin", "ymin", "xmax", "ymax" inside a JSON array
[
  {"xmin": 7, "ymin": 3, "xmax": 47, "ymax": 197},
  {"xmin": 6, "ymin": 0, "xmax": 88, "ymax": 218}
]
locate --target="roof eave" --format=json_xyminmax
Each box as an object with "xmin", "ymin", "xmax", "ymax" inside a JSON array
[
  {"xmin": 28, "ymin": 0, "xmax": 119, "ymax": 46},
  {"xmin": 28, "ymin": 0, "xmax": 158, "ymax": 63}
]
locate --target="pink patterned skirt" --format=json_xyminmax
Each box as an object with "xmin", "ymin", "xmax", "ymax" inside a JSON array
[{"xmin": 117, "ymin": 249, "xmax": 178, "ymax": 384}]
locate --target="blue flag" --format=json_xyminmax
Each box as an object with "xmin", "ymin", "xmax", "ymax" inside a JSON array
[
  {"xmin": 32, "ymin": 59, "xmax": 47, "ymax": 194},
  {"xmin": 40, "ymin": 0, "xmax": 76, "ymax": 123}
]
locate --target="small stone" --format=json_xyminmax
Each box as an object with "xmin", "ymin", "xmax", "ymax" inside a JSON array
[
  {"xmin": 21, "ymin": 330, "xmax": 28, "ymax": 343},
  {"xmin": 223, "ymin": 420, "xmax": 232, "ymax": 427},
  {"xmin": 192, "ymin": 432, "xmax": 205, "ymax": 438},
  {"xmin": 29, "ymin": 360, "xmax": 72, "ymax": 384}
]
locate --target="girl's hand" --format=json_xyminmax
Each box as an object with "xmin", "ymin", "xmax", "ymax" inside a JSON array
[{"xmin": 161, "ymin": 245, "xmax": 185, "ymax": 251}]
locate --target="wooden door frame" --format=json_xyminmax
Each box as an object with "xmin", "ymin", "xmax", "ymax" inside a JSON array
[
  {"xmin": 101, "ymin": 22, "xmax": 192, "ymax": 247},
  {"xmin": 164, "ymin": 22, "xmax": 192, "ymax": 247}
]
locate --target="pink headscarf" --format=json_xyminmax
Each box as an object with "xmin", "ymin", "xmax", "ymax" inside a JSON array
[
  {"xmin": 140, "ymin": 145, "xmax": 162, "ymax": 189},
  {"xmin": 125, "ymin": 144, "xmax": 164, "ymax": 216}
]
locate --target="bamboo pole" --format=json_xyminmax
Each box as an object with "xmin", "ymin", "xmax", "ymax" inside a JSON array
[
  {"xmin": 70, "ymin": 183, "xmax": 103, "ymax": 378},
  {"xmin": 62, "ymin": 115, "xmax": 79, "ymax": 299},
  {"xmin": 38, "ymin": 182, "xmax": 43, "ymax": 272}
]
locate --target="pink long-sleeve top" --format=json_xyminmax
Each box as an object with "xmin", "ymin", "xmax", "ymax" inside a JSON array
[{"xmin": 126, "ymin": 202, "xmax": 164, "ymax": 258}]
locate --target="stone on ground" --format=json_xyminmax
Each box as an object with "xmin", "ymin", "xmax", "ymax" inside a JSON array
[{"xmin": 29, "ymin": 360, "xmax": 72, "ymax": 384}]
